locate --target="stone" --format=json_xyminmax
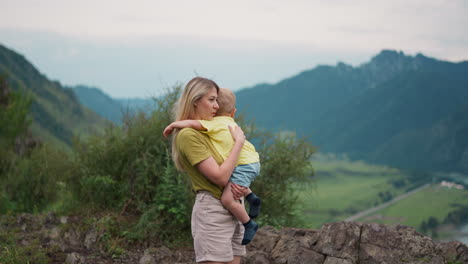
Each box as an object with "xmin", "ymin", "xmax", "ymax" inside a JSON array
[
  {"xmin": 323, "ymin": 256, "xmax": 353, "ymax": 264},
  {"xmin": 285, "ymin": 248, "xmax": 325, "ymax": 264},
  {"xmin": 247, "ymin": 225, "xmax": 281, "ymax": 253},
  {"xmin": 44, "ymin": 212, "xmax": 58, "ymax": 226},
  {"xmin": 2, "ymin": 214, "xmax": 466, "ymax": 263},
  {"xmin": 359, "ymin": 223, "xmax": 444, "ymax": 264},
  {"xmin": 139, "ymin": 253, "xmax": 156, "ymax": 264},
  {"xmin": 243, "ymin": 251, "xmax": 271, "ymax": 264},
  {"xmin": 49, "ymin": 226, "xmax": 61, "ymax": 240},
  {"xmin": 436, "ymin": 240, "xmax": 468, "ymax": 264},
  {"xmin": 60, "ymin": 216, "xmax": 69, "ymax": 224},
  {"xmin": 63, "ymin": 229, "xmax": 82, "ymax": 248},
  {"xmin": 84, "ymin": 228, "xmax": 98, "ymax": 249},
  {"xmin": 312, "ymin": 222, "xmax": 361, "ymax": 263},
  {"xmin": 154, "ymin": 246, "xmax": 173, "ymax": 262},
  {"xmin": 65, "ymin": 252, "xmax": 85, "ymax": 264}
]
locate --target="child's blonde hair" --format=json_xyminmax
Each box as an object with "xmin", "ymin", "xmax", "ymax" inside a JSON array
[{"xmin": 217, "ymin": 88, "xmax": 236, "ymax": 116}]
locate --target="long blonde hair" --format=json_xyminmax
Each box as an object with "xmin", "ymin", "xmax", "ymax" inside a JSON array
[{"xmin": 171, "ymin": 77, "xmax": 220, "ymax": 171}]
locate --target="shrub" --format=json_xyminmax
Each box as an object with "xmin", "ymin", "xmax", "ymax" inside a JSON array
[
  {"xmin": 1, "ymin": 144, "xmax": 71, "ymax": 213},
  {"xmin": 0, "ymin": 76, "xmax": 69, "ymax": 214},
  {"xmin": 250, "ymin": 132, "xmax": 315, "ymax": 227},
  {"xmin": 68, "ymin": 86, "xmax": 193, "ymax": 241}
]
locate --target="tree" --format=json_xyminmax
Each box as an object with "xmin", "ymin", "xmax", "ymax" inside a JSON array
[{"xmin": 0, "ymin": 74, "xmax": 32, "ymax": 177}]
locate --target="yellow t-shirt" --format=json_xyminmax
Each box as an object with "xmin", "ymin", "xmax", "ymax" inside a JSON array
[
  {"xmin": 199, "ymin": 116, "xmax": 260, "ymax": 165},
  {"xmin": 176, "ymin": 128, "xmax": 225, "ymax": 199}
]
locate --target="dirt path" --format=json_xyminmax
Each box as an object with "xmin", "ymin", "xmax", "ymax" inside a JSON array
[{"xmin": 344, "ymin": 183, "xmax": 430, "ymax": 222}]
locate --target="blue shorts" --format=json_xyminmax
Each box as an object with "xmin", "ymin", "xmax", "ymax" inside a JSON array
[{"xmin": 229, "ymin": 162, "xmax": 260, "ymax": 187}]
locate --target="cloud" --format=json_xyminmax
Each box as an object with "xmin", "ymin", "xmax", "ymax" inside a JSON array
[{"xmin": 1, "ymin": 1, "xmax": 467, "ymax": 96}]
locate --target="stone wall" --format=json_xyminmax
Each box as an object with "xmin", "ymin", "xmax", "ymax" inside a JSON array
[
  {"xmin": 1, "ymin": 214, "xmax": 467, "ymax": 263},
  {"xmin": 245, "ymin": 222, "xmax": 468, "ymax": 264}
]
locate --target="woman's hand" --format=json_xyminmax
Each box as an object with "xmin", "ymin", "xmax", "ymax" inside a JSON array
[
  {"xmin": 228, "ymin": 125, "xmax": 245, "ymax": 145},
  {"xmin": 230, "ymin": 182, "xmax": 248, "ymax": 200}
]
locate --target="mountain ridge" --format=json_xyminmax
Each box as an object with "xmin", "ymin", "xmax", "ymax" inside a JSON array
[
  {"xmin": 70, "ymin": 85, "xmax": 155, "ymax": 124},
  {"xmin": 235, "ymin": 49, "xmax": 468, "ymax": 173},
  {"xmin": 0, "ymin": 44, "xmax": 108, "ymax": 147}
]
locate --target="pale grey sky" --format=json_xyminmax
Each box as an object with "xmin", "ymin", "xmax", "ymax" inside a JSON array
[{"xmin": 1, "ymin": 0, "xmax": 467, "ymax": 97}]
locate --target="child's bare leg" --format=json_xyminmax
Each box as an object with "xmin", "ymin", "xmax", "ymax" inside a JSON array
[
  {"xmin": 229, "ymin": 184, "xmax": 261, "ymax": 219},
  {"xmin": 221, "ymin": 183, "xmax": 250, "ymax": 223},
  {"xmin": 222, "ymin": 182, "xmax": 258, "ymax": 245}
]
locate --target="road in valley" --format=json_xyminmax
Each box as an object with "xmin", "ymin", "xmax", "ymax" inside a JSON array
[{"xmin": 344, "ymin": 183, "xmax": 430, "ymax": 222}]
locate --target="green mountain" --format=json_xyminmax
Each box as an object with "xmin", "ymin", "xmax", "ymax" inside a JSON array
[
  {"xmin": 0, "ymin": 44, "xmax": 108, "ymax": 147},
  {"xmin": 371, "ymin": 102, "xmax": 468, "ymax": 172},
  {"xmin": 71, "ymin": 85, "xmax": 123, "ymax": 124},
  {"xmin": 236, "ymin": 50, "xmax": 468, "ymax": 173},
  {"xmin": 71, "ymin": 85, "xmax": 154, "ymax": 124}
]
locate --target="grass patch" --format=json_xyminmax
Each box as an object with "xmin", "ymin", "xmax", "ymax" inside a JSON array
[
  {"xmin": 360, "ymin": 186, "xmax": 468, "ymax": 228},
  {"xmin": 297, "ymin": 156, "xmax": 407, "ymax": 228}
]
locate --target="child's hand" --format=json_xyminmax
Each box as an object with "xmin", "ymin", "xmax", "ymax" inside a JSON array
[
  {"xmin": 228, "ymin": 125, "xmax": 245, "ymax": 145},
  {"xmin": 163, "ymin": 125, "xmax": 174, "ymax": 138}
]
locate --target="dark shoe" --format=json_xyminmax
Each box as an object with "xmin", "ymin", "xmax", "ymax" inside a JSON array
[
  {"xmin": 246, "ymin": 194, "xmax": 261, "ymax": 219},
  {"xmin": 242, "ymin": 220, "xmax": 258, "ymax": 245}
]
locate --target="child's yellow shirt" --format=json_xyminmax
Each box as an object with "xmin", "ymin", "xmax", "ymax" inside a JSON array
[{"xmin": 199, "ymin": 116, "xmax": 260, "ymax": 165}]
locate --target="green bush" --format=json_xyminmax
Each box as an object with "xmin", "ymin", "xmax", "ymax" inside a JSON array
[
  {"xmin": 69, "ymin": 88, "xmax": 178, "ymax": 210},
  {"xmin": 0, "ymin": 76, "xmax": 70, "ymax": 214},
  {"xmin": 0, "ymin": 75, "xmax": 32, "ymax": 178},
  {"xmin": 251, "ymin": 132, "xmax": 315, "ymax": 227},
  {"xmin": 68, "ymin": 86, "xmax": 193, "ymax": 241},
  {"xmin": 131, "ymin": 154, "xmax": 193, "ymax": 243},
  {"xmin": 1, "ymin": 144, "xmax": 71, "ymax": 213}
]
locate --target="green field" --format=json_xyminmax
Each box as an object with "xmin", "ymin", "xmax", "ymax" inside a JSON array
[
  {"xmin": 359, "ymin": 186, "xmax": 468, "ymax": 228},
  {"xmin": 297, "ymin": 156, "xmax": 407, "ymax": 228},
  {"xmin": 297, "ymin": 155, "xmax": 468, "ymax": 236}
]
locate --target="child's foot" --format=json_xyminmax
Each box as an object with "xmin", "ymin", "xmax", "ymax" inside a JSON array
[
  {"xmin": 246, "ymin": 193, "xmax": 261, "ymax": 219},
  {"xmin": 242, "ymin": 220, "xmax": 258, "ymax": 245}
]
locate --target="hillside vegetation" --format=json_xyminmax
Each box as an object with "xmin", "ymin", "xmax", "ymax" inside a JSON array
[{"xmin": 0, "ymin": 44, "xmax": 108, "ymax": 147}]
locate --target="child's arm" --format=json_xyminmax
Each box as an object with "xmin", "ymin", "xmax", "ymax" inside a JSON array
[{"xmin": 163, "ymin": 120, "xmax": 204, "ymax": 137}]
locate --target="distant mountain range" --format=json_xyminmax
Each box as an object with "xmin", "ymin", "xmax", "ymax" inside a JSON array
[
  {"xmin": 70, "ymin": 85, "xmax": 154, "ymax": 124},
  {"xmin": 1, "ymin": 43, "xmax": 467, "ymax": 174},
  {"xmin": 0, "ymin": 44, "xmax": 108, "ymax": 147},
  {"xmin": 235, "ymin": 50, "xmax": 468, "ymax": 173}
]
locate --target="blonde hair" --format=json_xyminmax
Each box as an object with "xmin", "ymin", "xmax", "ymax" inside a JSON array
[
  {"xmin": 171, "ymin": 77, "xmax": 220, "ymax": 171},
  {"xmin": 217, "ymin": 88, "xmax": 236, "ymax": 115}
]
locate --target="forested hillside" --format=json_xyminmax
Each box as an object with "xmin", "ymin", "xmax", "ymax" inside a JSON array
[
  {"xmin": 0, "ymin": 44, "xmax": 108, "ymax": 147},
  {"xmin": 71, "ymin": 85, "xmax": 123, "ymax": 124},
  {"xmin": 236, "ymin": 50, "xmax": 468, "ymax": 173}
]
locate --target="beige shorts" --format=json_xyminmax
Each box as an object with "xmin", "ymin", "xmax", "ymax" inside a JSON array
[{"xmin": 192, "ymin": 191, "xmax": 246, "ymax": 263}]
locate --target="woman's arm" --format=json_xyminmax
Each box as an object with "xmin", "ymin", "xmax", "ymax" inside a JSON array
[
  {"xmin": 196, "ymin": 125, "xmax": 245, "ymax": 187},
  {"xmin": 163, "ymin": 120, "xmax": 204, "ymax": 137}
]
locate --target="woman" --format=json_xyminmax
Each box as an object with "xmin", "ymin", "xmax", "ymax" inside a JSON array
[{"xmin": 170, "ymin": 77, "xmax": 247, "ymax": 264}]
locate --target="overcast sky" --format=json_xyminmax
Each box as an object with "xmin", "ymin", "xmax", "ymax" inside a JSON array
[{"xmin": 1, "ymin": 0, "xmax": 467, "ymax": 98}]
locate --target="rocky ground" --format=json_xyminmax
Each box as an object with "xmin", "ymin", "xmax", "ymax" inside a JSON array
[{"xmin": 0, "ymin": 213, "xmax": 466, "ymax": 264}]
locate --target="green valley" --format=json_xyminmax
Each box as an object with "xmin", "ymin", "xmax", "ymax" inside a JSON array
[{"xmin": 298, "ymin": 155, "xmax": 468, "ymax": 241}]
